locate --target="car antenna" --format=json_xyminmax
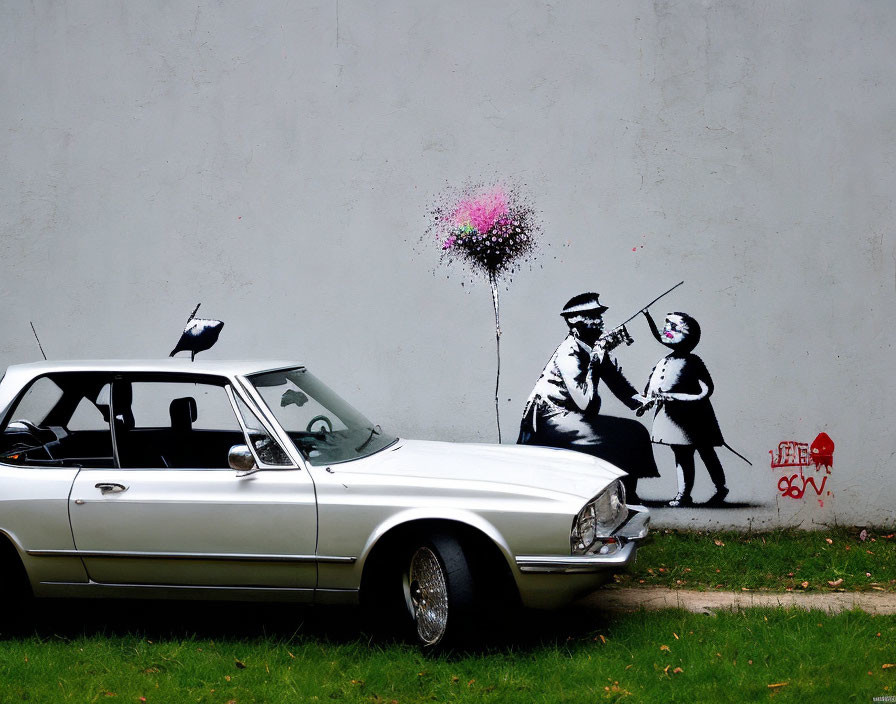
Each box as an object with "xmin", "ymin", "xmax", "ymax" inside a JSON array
[{"xmin": 30, "ymin": 321, "xmax": 48, "ymax": 360}]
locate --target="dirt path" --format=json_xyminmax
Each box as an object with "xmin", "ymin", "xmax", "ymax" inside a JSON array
[{"xmin": 581, "ymin": 587, "xmax": 896, "ymax": 615}]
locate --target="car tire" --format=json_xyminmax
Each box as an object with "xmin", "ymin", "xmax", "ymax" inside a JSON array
[{"xmin": 400, "ymin": 533, "xmax": 477, "ymax": 649}]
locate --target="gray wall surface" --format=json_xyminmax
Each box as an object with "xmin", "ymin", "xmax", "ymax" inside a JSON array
[{"xmin": 1, "ymin": 0, "xmax": 894, "ymax": 528}]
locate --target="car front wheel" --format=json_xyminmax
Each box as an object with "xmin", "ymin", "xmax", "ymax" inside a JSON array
[{"xmin": 401, "ymin": 534, "xmax": 476, "ymax": 648}]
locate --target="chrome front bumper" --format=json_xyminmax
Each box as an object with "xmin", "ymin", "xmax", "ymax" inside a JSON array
[{"xmin": 515, "ymin": 507, "xmax": 649, "ymax": 574}]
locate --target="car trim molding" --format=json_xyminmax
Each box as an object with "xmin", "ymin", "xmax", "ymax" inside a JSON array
[
  {"xmin": 27, "ymin": 549, "xmax": 356, "ymax": 564},
  {"xmin": 515, "ymin": 541, "xmax": 636, "ymax": 573},
  {"xmin": 40, "ymin": 580, "xmax": 315, "ymax": 594}
]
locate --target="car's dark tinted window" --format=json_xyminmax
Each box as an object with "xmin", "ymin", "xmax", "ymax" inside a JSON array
[
  {"xmin": 113, "ymin": 378, "xmax": 290, "ymax": 470},
  {"xmin": 0, "ymin": 374, "xmax": 114, "ymax": 468}
]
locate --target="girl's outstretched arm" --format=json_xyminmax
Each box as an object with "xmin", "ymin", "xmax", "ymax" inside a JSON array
[
  {"xmin": 643, "ymin": 309, "xmax": 663, "ymax": 343},
  {"xmin": 656, "ymin": 379, "xmax": 712, "ymax": 402}
]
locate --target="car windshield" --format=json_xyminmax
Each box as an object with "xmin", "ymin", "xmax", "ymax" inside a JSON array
[{"xmin": 246, "ymin": 368, "xmax": 397, "ymax": 466}]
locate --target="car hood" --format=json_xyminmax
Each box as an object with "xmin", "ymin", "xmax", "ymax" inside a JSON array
[{"xmin": 344, "ymin": 438, "xmax": 626, "ymax": 504}]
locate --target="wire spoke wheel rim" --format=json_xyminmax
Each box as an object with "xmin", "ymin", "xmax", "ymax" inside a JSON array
[{"xmin": 408, "ymin": 546, "xmax": 449, "ymax": 646}]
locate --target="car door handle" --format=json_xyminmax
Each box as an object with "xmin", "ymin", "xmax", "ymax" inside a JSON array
[{"xmin": 95, "ymin": 482, "xmax": 128, "ymax": 494}]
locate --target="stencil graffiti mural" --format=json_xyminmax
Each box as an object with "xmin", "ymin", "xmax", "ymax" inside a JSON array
[
  {"xmin": 771, "ymin": 433, "xmax": 835, "ymax": 505},
  {"xmin": 517, "ymin": 292, "xmax": 659, "ymax": 504},
  {"xmin": 518, "ymin": 285, "xmax": 754, "ymax": 508},
  {"xmin": 638, "ymin": 310, "xmax": 734, "ymax": 507},
  {"xmin": 427, "ymin": 184, "xmax": 539, "ymax": 442}
]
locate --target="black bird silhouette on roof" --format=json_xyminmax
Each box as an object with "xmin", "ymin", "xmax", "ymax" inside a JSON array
[{"xmin": 169, "ymin": 303, "xmax": 224, "ymax": 361}]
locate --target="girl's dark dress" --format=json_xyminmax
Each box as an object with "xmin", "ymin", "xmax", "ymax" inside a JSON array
[{"xmin": 644, "ymin": 353, "xmax": 723, "ymax": 447}]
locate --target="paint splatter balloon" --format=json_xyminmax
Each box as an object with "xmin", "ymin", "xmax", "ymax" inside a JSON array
[
  {"xmin": 427, "ymin": 184, "xmax": 539, "ymax": 279},
  {"xmin": 425, "ymin": 183, "xmax": 541, "ymax": 444}
]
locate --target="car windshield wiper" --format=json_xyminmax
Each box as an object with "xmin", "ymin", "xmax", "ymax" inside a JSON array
[{"xmin": 355, "ymin": 424, "xmax": 382, "ymax": 453}]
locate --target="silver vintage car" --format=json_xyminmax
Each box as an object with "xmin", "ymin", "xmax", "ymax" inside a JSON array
[{"xmin": 0, "ymin": 360, "xmax": 648, "ymax": 646}]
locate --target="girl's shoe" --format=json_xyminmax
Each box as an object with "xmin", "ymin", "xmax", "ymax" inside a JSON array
[{"xmin": 668, "ymin": 492, "xmax": 693, "ymax": 507}]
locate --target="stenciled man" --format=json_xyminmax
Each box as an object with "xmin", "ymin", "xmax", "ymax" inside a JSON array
[{"xmin": 517, "ymin": 292, "xmax": 658, "ymax": 503}]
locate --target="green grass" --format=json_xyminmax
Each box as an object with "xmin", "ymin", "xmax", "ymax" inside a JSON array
[
  {"xmin": 616, "ymin": 527, "xmax": 896, "ymax": 592},
  {"xmin": 1, "ymin": 607, "xmax": 894, "ymax": 703}
]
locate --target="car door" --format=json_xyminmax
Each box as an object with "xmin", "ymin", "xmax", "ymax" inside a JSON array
[
  {"xmin": 68, "ymin": 373, "xmax": 317, "ymax": 598},
  {"xmin": 0, "ymin": 372, "xmax": 116, "ymax": 588}
]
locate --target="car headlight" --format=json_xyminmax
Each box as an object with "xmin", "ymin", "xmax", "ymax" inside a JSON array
[{"xmin": 570, "ymin": 480, "xmax": 628, "ymax": 554}]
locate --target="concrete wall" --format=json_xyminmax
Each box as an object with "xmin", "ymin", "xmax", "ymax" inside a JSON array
[{"xmin": 1, "ymin": 0, "xmax": 893, "ymax": 528}]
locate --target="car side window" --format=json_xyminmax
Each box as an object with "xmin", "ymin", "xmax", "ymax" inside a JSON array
[
  {"xmin": 0, "ymin": 374, "xmax": 115, "ymax": 468},
  {"xmin": 110, "ymin": 379, "xmax": 291, "ymax": 470},
  {"xmin": 116, "ymin": 380, "xmax": 247, "ymax": 469},
  {"xmin": 68, "ymin": 384, "xmax": 111, "ymax": 431}
]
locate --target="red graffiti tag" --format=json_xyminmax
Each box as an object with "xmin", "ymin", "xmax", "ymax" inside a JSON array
[
  {"xmin": 777, "ymin": 473, "xmax": 828, "ymax": 500},
  {"xmin": 769, "ymin": 441, "xmax": 810, "ymax": 468},
  {"xmin": 771, "ymin": 432, "xmax": 835, "ymax": 501}
]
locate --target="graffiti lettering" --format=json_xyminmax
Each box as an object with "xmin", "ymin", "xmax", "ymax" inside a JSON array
[
  {"xmin": 771, "ymin": 432, "xmax": 834, "ymax": 502},
  {"xmin": 777, "ymin": 473, "xmax": 828, "ymax": 500},
  {"xmin": 769, "ymin": 441, "xmax": 810, "ymax": 468}
]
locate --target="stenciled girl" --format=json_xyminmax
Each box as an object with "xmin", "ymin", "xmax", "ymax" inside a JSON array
[{"xmin": 638, "ymin": 311, "xmax": 729, "ymax": 507}]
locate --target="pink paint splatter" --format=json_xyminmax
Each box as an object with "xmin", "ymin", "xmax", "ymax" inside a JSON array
[{"xmin": 452, "ymin": 188, "xmax": 508, "ymax": 234}]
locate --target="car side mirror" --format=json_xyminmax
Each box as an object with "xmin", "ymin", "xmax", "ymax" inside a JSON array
[{"xmin": 228, "ymin": 444, "xmax": 257, "ymax": 472}]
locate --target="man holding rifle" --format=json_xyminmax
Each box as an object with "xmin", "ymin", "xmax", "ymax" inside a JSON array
[{"xmin": 517, "ymin": 291, "xmax": 659, "ymax": 504}]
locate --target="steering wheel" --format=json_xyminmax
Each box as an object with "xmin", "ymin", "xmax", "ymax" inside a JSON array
[{"xmin": 306, "ymin": 415, "xmax": 333, "ymax": 434}]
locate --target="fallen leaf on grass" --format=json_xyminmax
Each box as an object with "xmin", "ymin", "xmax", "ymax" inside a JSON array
[
  {"xmin": 234, "ymin": 660, "xmax": 246, "ymax": 669},
  {"xmin": 467, "ymin": 679, "xmax": 476, "ymax": 687},
  {"xmin": 860, "ymin": 529, "xmax": 868, "ymax": 541},
  {"xmin": 224, "ymin": 676, "xmax": 231, "ymax": 682},
  {"xmin": 827, "ymin": 579, "xmax": 843, "ymax": 587},
  {"xmin": 883, "ymin": 664, "xmax": 895, "ymax": 669},
  {"xmin": 825, "ymin": 538, "xmax": 833, "ymax": 544},
  {"xmin": 673, "ymin": 632, "xmax": 679, "ymax": 640},
  {"xmin": 767, "ymin": 683, "xmax": 788, "ymax": 688},
  {"xmin": 714, "ymin": 540, "xmax": 725, "ymax": 547},
  {"xmin": 660, "ymin": 645, "xmax": 670, "ymax": 651},
  {"xmin": 800, "ymin": 581, "xmax": 809, "ymax": 588},
  {"xmin": 287, "ymin": 651, "xmax": 295, "ymax": 659},
  {"xmin": 599, "ymin": 635, "xmax": 607, "ymax": 644},
  {"xmin": 673, "ymin": 667, "xmax": 683, "ymax": 674}
]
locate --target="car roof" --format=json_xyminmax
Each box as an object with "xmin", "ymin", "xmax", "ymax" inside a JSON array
[{"xmin": 3, "ymin": 359, "xmax": 304, "ymax": 377}]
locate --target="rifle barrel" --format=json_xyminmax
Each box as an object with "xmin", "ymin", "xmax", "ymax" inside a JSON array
[{"xmin": 617, "ymin": 281, "xmax": 685, "ymax": 327}]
